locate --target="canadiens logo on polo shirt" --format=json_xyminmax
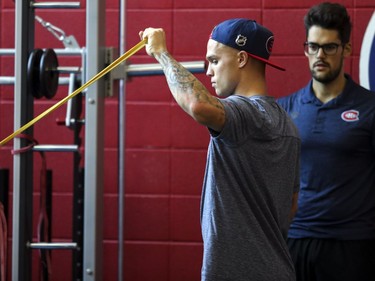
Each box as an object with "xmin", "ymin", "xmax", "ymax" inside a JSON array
[{"xmin": 341, "ymin": 110, "xmax": 359, "ymax": 122}]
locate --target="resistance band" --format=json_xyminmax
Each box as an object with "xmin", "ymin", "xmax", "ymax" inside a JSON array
[{"xmin": 0, "ymin": 38, "xmax": 147, "ymax": 146}]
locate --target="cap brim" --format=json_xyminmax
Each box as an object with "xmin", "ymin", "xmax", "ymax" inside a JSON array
[{"xmin": 246, "ymin": 52, "xmax": 286, "ymax": 71}]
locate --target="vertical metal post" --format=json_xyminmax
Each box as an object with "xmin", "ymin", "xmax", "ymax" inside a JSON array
[
  {"xmin": 12, "ymin": 1, "xmax": 34, "ymax": 281},
  {"xmin": 118, "ymin": 0, "xmax": 126, "ymax": 279},
  {"xmin": 83, "ymin": 0, "xmax": 106, "ymax": 280}
]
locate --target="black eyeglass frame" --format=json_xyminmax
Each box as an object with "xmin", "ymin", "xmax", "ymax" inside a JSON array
[{"xmin": 303, "ymin": 42, "xmax": 344, "ymax": 56}]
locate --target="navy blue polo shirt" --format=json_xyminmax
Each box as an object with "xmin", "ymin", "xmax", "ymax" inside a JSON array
[{"xmin": 278, "ymin": 75, "xmax": 375, "ymax": 240}]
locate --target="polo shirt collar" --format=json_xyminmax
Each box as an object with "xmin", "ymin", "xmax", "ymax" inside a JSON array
[{"xmin": 301, "ymin": 74, "xmax": 356, "ymax": 106}]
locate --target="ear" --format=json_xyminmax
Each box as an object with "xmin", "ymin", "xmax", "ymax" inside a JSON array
[
  {"xmin": 238, "ymin": 51, "xmax": 249, "ymax": 68},
  {"xmin": 343, "ymin": 42, "xmax": 352, "ymax": 58}
]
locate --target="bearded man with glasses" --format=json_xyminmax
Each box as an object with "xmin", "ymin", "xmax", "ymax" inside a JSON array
[{"xmin": 278, "ymin": 2, "xmax": 375, "ymax": 281}]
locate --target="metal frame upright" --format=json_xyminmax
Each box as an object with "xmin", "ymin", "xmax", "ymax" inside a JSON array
[
  {"xmin": 12, "ymin": 1, "xmax": 35, "ymax": 279},
  {"xmin": 12, "ymin": 1, "xmax": 106, "ymax": 281},
  {"xmin": 83, "ymin": 1, "xmax": 106, "ymax": 280}
]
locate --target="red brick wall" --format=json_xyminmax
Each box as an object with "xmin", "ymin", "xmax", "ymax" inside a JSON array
[{"xmin": 0, "ymin": 0, "xmax": 374, "ymax": 280}]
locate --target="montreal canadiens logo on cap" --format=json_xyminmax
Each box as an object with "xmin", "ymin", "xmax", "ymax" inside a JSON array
[
  {"xmin": 341, "ymin": 110, "xmax": 359, "ymax": 122},
  {"xmin": 235, "ymin": 34, "xmax": 247, "ymax": 47},
  {"xmin": 266, "ymin": 36, "xmax": 274, "ymax": 54}
]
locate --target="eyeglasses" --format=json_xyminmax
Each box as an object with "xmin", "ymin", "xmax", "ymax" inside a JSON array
[{"xmin": 304, "ymin": 42, "xmax": 343, "ymax": 56}]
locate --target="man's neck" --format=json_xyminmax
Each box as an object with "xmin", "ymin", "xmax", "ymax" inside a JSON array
[
  {"xmin": 312, "ymin": 74, "xmax": 347, "ymax": 103},
  {"xmin": 237, "ymin": 71, "xmax": 267, "ymax": 98}
]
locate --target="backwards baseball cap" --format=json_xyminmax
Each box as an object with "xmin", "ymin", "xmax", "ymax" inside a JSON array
[{"xmin": 210, "ymin": 18, "xmax": 285, "ymax": 71}]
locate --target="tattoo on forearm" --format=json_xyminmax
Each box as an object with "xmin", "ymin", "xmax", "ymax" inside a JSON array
[
  {"xmin": 161, "ymin": 53, "xmax": 194, "ymax": 91},
  {"xmin": 157, "ymin": 52, "xmax": 222, "ymax": 110}
]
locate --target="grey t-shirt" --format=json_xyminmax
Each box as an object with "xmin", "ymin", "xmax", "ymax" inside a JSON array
[{"xmin": 201, "ymin": 95, "xmax": 300, "ymax": 281}]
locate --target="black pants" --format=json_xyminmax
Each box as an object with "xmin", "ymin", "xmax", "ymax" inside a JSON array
[{"xmin": 287, "ymin": 238, "xmax": 375, "ymax": 281}]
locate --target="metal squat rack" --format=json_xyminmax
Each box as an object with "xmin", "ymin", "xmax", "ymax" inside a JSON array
[
  {"xmin": 10, "ymin": 1, "xmax": 106, "ymax": 281},
  {"xmin": 2, "ymin": 1, "xmax": 206, "ymax": 281}
]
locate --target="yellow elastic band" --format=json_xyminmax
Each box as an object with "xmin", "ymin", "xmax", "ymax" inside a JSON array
[{"xmin": 0, "ymin": 38, "xmax": 147, "ymax": 146}]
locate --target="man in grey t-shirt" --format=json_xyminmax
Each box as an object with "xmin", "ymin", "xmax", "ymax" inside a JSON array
[{"xmin": 140, "ymin": 18, "xmax": 300, "ymax": 281}]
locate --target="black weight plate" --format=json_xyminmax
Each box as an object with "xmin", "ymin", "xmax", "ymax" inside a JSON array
[
  {"xmin": 27, "ymin": 49, "xmax": 44, "ymax": 99},
  {"xmin": 39, "ymin": 48, "xmax": 59, "ymax": 99}
]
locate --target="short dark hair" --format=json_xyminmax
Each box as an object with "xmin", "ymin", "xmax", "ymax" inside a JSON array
[{"xmin": 304, "ymin": 2, "xmax": 352, "ymax": 44}]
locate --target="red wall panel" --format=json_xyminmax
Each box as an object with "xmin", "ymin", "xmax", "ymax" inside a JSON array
[
  {"xmin": 123, "ymin": 242, "xmax": 169, "ymax": 281},
  {"xmin": 125, "ymin": 149, "xmax": 171, "ymax": 194},
  {"xmin": 170, "ymin": 196, "xmax": 201, "ymax": 241},
  {"xmin": 173, "ymin": 10, "xmax": 262, "ymax": 56},
  {"xmin": 170, "ymin": 150, "xmax": 206, "ymax": 196}
]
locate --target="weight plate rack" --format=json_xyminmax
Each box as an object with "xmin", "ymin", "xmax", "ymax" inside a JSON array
[{"xmin": 9, "ymin": 1, "xmax": 106, "ymax": 281}]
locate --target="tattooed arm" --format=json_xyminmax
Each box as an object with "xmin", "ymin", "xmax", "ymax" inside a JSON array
[{"xmin": 140, "ymin": 28, "xmax": 225, "ymax": 132}]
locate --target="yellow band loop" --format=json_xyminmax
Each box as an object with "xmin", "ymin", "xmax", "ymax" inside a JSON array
[{"xmin": 0, "ymin": 38, "xmax": 147, "ymax": 146}]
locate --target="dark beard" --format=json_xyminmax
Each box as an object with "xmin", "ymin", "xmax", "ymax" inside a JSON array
[
  {"xmin": 311, "ymin": 57, "xmax": 343, "ymax": 84},
  {"xmin": 311, "ymin": 67, "xmax": 341, "ymax": 84}
]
